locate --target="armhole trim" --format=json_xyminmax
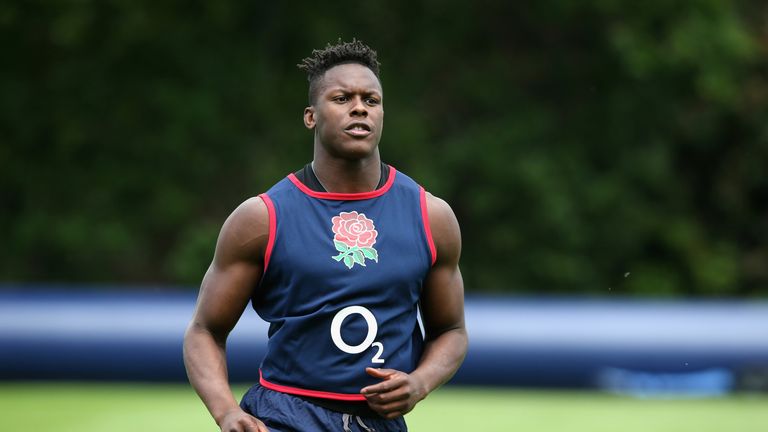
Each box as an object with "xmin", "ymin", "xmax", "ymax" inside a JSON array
[
  {"xmin": 258, "ymin": 193, "xmax": 276, "ymax": 276},
  {"xmin": 419, "ymin": 187, "xmax": 437, "ymax": 266},
  {"xmin": 259, "ymin": 369, "xmax": 366, "ymax": 401}
]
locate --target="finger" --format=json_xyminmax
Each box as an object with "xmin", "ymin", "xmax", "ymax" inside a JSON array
[
  {"xmin": 366, "ymin": 390, "xmax": 411, "ymax": 413},
  {"xmin": 361, "ymin": 377, "xmax": 403, "ymax": 395},
  {"xmin": 368, "ymin": 395, "xmax": 410, "ymax": 412},
  {"xmin": 361, "ymin": 371, "xmax": 405, "ymax": 394},
  {"xmin": 245, "ymin": 419, "xmax": 269, "ymax": 432},
  {"xmin": 365, "ymin": 367, "xmax": 399, "ymax": 378},
  {"xmin": 244, "ymin": 417, "xmax": 269, "ymax": 432},
  {"xmin": 377, "ymin": 399, "xmax": 417, "ymax": 418},
  {"xmin": 366, "ymin": 401, "xmax": 396, "ymax": 417},
  {"xmin": 361, "ymin": 381, "xmax": 390, "ymax": 395},
  {"xmin": 364, "ymin": 387, "xmax": 409, "ymax": 404}
]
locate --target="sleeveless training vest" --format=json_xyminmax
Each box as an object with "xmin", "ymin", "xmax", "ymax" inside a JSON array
[{"xmin": 253, "ymin": 166, "xmax": 435, "ymax": 401}]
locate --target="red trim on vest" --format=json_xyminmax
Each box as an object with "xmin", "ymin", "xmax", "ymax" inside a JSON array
[
  {"xmin": 287, "ymin": 166, "xmax": 398, "ymax": 200},
  {"xmin": 259, "ymin": 193, "xmax": 277, "ymax": 275},
  {"xmin": 259, "ymin": 370, "xmax": 367, "ymax": 401},
  {"xmin": 419, "ymin": 187, "xmax": 437, "ymax": 266}
]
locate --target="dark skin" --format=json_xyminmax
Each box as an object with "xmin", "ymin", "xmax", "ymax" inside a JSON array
[{"xmin": 183, "ymin": 63, "xmax": 467, "ymax": 431}]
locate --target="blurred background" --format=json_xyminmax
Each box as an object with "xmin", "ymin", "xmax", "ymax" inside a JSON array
[{"xmin": 1, "ymin": 1, "xmax": 767, "ymax": 431}]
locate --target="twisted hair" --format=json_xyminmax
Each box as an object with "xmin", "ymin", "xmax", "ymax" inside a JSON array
[{"xmin": 298, "ymin": 39, "xmax": 381, "ymax": 104}]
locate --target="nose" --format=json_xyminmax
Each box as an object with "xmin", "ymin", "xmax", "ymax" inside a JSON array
[{"xmin": 350, "ymin": 96, "xmax": 368, "ymax": 117}]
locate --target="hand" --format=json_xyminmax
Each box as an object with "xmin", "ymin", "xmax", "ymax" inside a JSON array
[
  {"xmin": 360, "ymin": 367, "xmax": 428, "ymax": 419},
  {"xmin": 218, "ymin": 408, "xmax": 270, "ymax": 432}
]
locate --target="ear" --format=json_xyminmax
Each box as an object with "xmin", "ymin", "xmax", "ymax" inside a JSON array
[{"xmin": 303, "ymin": 106, "xmax": 316, "ymax": 129}]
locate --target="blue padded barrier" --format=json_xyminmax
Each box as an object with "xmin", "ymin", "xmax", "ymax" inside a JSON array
[{"xmin": 1, "ymin": 287, "xmax": 767, "ymax": 391}]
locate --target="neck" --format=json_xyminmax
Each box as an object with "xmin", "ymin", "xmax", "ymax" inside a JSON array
[{"xmin": 311, "ymin": 152, "xmax": 382, "ymax": 194}]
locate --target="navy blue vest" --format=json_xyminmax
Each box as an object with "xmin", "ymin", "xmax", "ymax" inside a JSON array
[{"xmin": 253, "ymin": 167, "xmax": 435, "ymax": 400}]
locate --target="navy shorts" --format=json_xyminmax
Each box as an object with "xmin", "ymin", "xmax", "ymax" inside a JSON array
[{"xmin": 239, "ymin": 383, "xmax": 408, "ymax": 432}]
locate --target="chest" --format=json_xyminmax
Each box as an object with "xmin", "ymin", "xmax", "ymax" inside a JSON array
[{"xmin": 257, "ymin": 195, "xmax": 430, "ymax": 315}]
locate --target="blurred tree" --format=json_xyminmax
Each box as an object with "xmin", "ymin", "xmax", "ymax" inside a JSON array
[{"xmin": 1, "ymin": 0, "xmax": 766, "ymax": 296}]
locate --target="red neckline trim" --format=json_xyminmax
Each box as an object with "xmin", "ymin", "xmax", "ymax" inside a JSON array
[
  {"xmin": 259, "ymin": 370, "xmax": 366, "ymax": 401},
  {"xmin": 288, "ymin": 166, "xmax": 397, "ymax": 200}
]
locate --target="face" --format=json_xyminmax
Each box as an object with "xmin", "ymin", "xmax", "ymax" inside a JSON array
[{"xmin": 303, "ymin": 63, "xmax": 384, "ymax": 161}]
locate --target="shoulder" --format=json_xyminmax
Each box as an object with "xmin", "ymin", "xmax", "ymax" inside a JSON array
[
  {"xmin": 214, "ymin": 196, "xmax": 271, "ymax": 265},
  {"xmin": 424, "ymin": 192, "xmax": 461, "ymax": 265},
  {"xmin": 223, "ymin": 196, "xmax": 270, "ymax": 236}
]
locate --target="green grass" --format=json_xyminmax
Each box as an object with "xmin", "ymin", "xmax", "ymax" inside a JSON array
[{"xmin": 0, "ymin": 382, "xmax": 766, "ymax": 432}]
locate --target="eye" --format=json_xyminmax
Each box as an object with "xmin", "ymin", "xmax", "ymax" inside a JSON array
[
  {"xmin": 333, "ymin": 95, "xmax": 349, "ymax": 103},
  {"xmin": 365, "ymin": 97, "xmax": 380, "ymax": 106}
]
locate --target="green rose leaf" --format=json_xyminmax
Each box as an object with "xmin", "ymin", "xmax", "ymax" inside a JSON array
[
  {"xmin": 361, "ymin": 247, "xmax": 378, "ymax": 262},
  {"xmin": 352, "ymin": 250, "xmax": 366, "ymax": 266},
  {"xmin": 334, "ymin": 241, "xmax": 349, "ymax": 252},
  {"xmin": 343, "ymin": 255, "xmax": 354, "ymax": 269},
  {"xmin": 332, "ymin": 253, "xmax": 345, "ymax": 262}
]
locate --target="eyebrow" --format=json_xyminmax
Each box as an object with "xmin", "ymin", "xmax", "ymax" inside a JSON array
[{"xmin": 325, "ymin": 87, "xmax": 382, "ymax": 97}]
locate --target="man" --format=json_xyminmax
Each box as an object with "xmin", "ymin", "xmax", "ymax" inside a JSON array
[{"xmin": 183, "ymin": 39, "xmax": 467, "ymax": 432}]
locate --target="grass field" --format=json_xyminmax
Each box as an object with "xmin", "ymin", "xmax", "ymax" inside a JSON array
[{"xmin": 1, "ymin": 382, "xmax": 766, "ymax": 432}]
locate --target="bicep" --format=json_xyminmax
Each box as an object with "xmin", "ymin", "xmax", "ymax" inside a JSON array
[
  {"xmin": 420, "ymin": 264, "xmax": 465, "ymax": 337},
  {"xmin": 189, "ymin": 197, "xmax": 269, "ymax": 338},
  {"xmin": 192, "ymin": 260, "xmax": 262, "ymax": 337},
  {"xmin": 420, "ymin": 194, "xmax": 465, "ymax": 337}
]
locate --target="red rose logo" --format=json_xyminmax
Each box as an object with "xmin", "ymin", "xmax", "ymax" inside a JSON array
[
  {"xmin": 332, "ymin": 211, "xmax": 378, "ymax": 248},
  {"xmin": 331, "ymin": 211, "xmax": 379, "ymax": 269}
]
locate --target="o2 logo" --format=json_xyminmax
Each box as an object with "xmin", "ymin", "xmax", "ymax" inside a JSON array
[{"xmin": 330, "ymin": 306, "xmax": 385, "ymax": 364}]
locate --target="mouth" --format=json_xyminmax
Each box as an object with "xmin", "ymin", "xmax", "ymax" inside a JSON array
[{"xmin": 344, "ymin": 122, "xmax": 372, "ymax": 137}]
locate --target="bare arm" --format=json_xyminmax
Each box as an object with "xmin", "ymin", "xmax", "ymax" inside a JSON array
[
  {"xmin": 362, "ymin": 192, "xmax": 468, "ymax": 418},
  {"xmin": 412, "ymin": 193, "xmax": 468, "ymax": 392},
  {"xmin": 183, "ymin": 197, "xmax": 270, "ymax": 432}
]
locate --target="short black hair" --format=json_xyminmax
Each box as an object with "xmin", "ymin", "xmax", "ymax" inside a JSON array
[{"xmin": 298, "ymin": 39, "xmax": 381, "ymax": 104}]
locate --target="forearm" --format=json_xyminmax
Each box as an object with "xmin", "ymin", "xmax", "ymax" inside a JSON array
[
  {"xmin": 183, "ymin": 324, "xmax": 241, "ymax": 425},
  {"xmin": 411, "ymin": 326, "xmax": 468, "ymax": 396}
]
